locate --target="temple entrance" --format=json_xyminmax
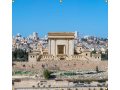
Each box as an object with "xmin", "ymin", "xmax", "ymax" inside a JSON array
[
  {"xmin": 57, "ymin": 45, "xmax": 66, "ymax": 60},
  {"xmin": 57, "ymin": 45, "xmax": 64, "ymax": 54}
]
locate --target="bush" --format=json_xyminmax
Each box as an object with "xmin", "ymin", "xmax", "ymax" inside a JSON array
[
  {"xmin": 12, "ymin": 49, "xmax": 28, "ymax": 61},
  {"xmin": 92, "ymin": 50, "xmax": 96, "ymax": 54},
  {"xmin": 101, "ymin": 53, "xmax": 108, "ymax": 60},
  {"xmin": 96, "ymin": 66, "xmax": 99, "ymax": 73},
  {"xmin": 43, "ymin": 69, "xmax": 51, "ymax": 79}
]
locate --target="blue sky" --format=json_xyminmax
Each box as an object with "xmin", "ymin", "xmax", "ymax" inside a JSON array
[{"xmin": 12, "ymin": 0, "xmax": 108, "ymax": 38}]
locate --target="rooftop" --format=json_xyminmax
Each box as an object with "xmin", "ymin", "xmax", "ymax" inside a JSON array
[{"xmin": 48, "ymin": 32, "xmax": 75, "ymax": 39}]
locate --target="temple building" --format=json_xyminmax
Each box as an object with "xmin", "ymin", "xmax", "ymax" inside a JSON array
[
  {"xmin": 28, "ymin": 32, "xmax": 101, "ymax": 62},
  {"xmin": 48, "ymin": 32, "xmax": 74, "ymax": 60}
]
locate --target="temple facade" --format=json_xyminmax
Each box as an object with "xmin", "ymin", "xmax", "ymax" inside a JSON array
[{"xmin": 48, "ymin": 32, "xmax": 74, "ymax": 60}]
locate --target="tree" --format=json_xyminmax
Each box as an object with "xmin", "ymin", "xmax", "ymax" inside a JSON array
[
  {"xmin": 92, "ymin": 50, "xmax": 96, "ymax": 54},
  {"xmin": 96, "ymin": 66, "xmax": 99, "ymax": 73},
  {"xmin": 101, "ymin": 53, "xmax": 108, "ymax": 60},
  {"xmin": 12, "ymin": 49, "xmax": 17, "ymax": 59},
  {"xmin": 12, "ymin": 49, "xmax": 28, "ymax": 61},
  {"xmin": 43, "ymin": 69, "xmax": 51, "ymax": 79},
  {"xmin": 100, "ymin": 49, "xmax": 108, "ymax": 60}
]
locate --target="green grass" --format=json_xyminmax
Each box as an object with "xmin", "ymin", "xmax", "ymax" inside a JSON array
[
  {"xmin": 63, "ymin": 72, "xmax": 76, "ymax": 76},
  {"xmin": 13, "ymin": 71, "xmax": 33, "ymax": 75}
]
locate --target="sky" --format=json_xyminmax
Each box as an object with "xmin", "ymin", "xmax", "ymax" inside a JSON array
[{"xmin": 12, "ymin": 0, "xmax": 108, "ymax": 38}]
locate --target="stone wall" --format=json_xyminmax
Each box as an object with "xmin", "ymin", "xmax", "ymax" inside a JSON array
[{"xmin": 13, "ymin": 60, "xmax": 108, "ymax": 71}]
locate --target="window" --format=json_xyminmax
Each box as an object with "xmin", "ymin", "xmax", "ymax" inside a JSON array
[{"xmin": 86, "ymin": 53, "xmax": 88, "ymax": 56}]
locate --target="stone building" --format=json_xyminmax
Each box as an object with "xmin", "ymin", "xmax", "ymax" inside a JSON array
[
  {"xmin": 48, "ymin": 32, "xmax": 74, "ymax": 60},
  {"xmin": 28, "ymin": 51, "xmax": 40, "ymax": 63},
  {"xmin": 28, "ymin": 42, "xmax": 43, "ymax": 63},
  {"xmin": 75, "ymin": 43, "xmax": 91, "ymax": 57}
]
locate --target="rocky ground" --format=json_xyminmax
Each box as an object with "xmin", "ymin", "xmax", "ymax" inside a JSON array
[{"xmin": 12, "ymin": 60, "xmax": 108, "ymax": 90}]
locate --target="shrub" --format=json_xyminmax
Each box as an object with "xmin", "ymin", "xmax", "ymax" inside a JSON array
[
  {"xmin": 43, "ymin": 69, "xmax": 51, "ymax": 79},
  {"xmin": 12, "ymin": 49, "xmax": 28, "ymax": 61},
  {"xmin": 96, "ymin": 66, "xmax": 99, "ymax": 73}
]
